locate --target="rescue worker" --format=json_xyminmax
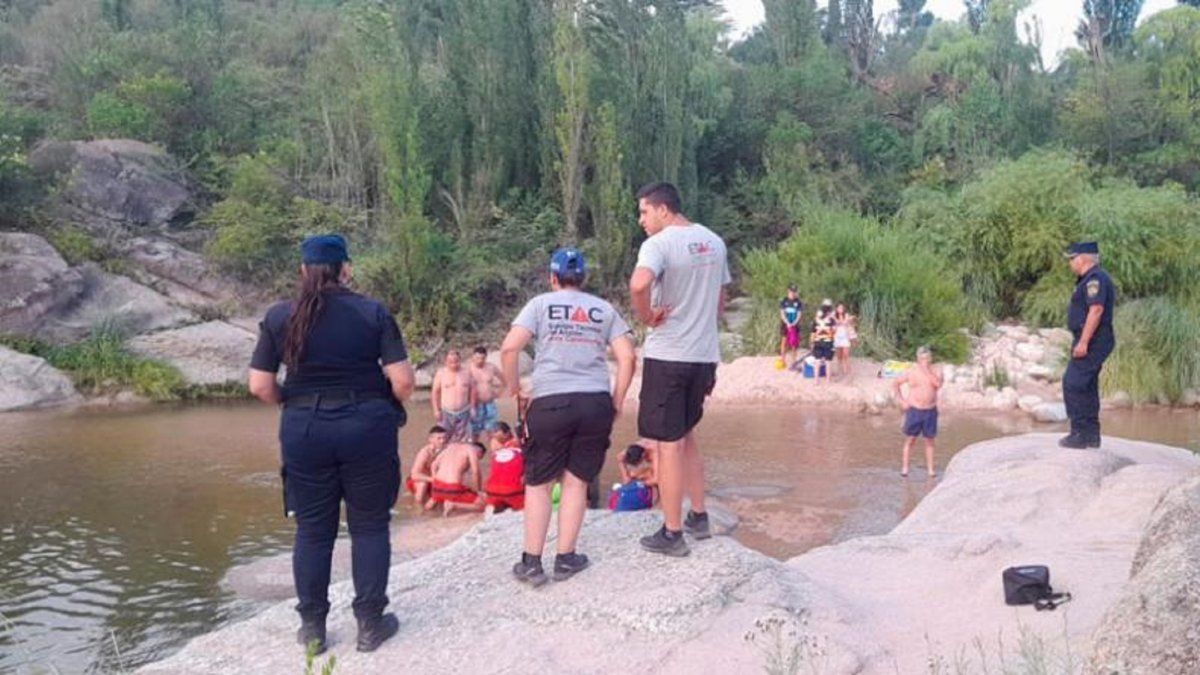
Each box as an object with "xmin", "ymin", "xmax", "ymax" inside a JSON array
[{"xmin": 1060, "ymin": 241, "xmax": 1116, "ymax": 449}]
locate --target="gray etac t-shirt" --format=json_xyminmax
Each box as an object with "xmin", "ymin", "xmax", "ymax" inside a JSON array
[
  {"xmin": 513, "ymin": 289, "xmax": 632, "ymax": 399},
  {"xmin": 636, "ymin": 223, "xmax": 731, "ymax": 363}
]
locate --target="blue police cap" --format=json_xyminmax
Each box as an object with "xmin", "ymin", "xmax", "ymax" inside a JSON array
[
  {"xmin": 301, "ymin": 234, "xmax": 349, "ymax": 265},
  {"xmin": 550, "ymin": 247, "xmax": 586, "ymax": 279},
  {"xmin": 1065, "ymin": 241, "xmax": 1099, "ymax": 257}
]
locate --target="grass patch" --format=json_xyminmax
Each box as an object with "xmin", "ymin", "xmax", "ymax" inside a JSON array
[{"xmin": 1102, "ymin": 297, "xmax": 1200, "ymax": 404}]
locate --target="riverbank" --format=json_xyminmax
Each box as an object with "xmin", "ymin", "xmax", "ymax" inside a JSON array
[{"xmin": 139, "ymin": 433, "xmax": 1200, "ymax": 674}]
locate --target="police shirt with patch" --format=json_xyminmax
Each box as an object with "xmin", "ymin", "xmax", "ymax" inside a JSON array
[
  {"xmin": 1068, "ymin": 265, "xmax": 1116, "ymax": 343},
  {"xmin": 636, "ymin": 223, "xmax": 731, "ymax": 364},
  {"xmin": 512, "ymin": 289, "xmax": 632, "ymax": 399}
]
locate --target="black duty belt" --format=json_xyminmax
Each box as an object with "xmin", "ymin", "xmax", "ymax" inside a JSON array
[{"xmin": 283, "ymin": 390, "xmax": 391, "ymax": 409}]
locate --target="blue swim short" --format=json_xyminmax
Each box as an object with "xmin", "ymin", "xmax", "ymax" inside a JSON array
[
  {"xmin": 471, "ymin": 400, "xmax": 499, "ymax": 436},
  {"xmin": 903, "ymin": 407, "xmax": 939, "ymax": 438}
]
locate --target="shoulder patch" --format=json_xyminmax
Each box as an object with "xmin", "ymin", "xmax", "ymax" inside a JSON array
[{"xmin": 1086, "ymin": 279, "xmax": 1100, "ymax": 298}]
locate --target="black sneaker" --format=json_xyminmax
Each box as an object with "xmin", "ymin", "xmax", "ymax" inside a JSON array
[
  {"xmin": 355, "ymin": 612, "xmax": 399, "ymax": 653},
  {"xmin": 684, "ymin": 510, "xmax": 712, "ymax": 540},
  {"xmin": 640, "ymin": 526, "xmax": 690, "ymax": 557},
  {"xmin": 296, "ymin": 617, "xmax": 326, "ymax": 655},
  {"xmin": 553, "ymin": 552, "xmax": 590, "ymax": 581},
  {"xmin": 1058, "ymin": 434, "xmax": 1088, "ymax": 449},
  {"xmin": 512, "ymin": 557, "xmax": 549, "ymax": 587}
]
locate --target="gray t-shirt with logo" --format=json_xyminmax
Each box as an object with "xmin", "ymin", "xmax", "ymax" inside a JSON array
[
  {"xmin": 636, "ymin": 223, "xmax": 731, "ymax": 363},
  {"xmin": 513, "ymin": 289, "xmax": 632, "ymax": 399}
]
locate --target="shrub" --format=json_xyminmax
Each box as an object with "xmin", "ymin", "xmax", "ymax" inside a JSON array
[
  {"xmin": 1102, "ymin": 297, "xmax": 1200, "ymax": 404},
  {"xmin": 47, "ymin": 227, "xmax": 102, "ymax": 265},
  {"xmin": 86, "ymin": 72, "xmax": 190, "ymax": 146},
  {"xmin": 741, "ymin": 207, "xmax": 973, "ymax": 363}
]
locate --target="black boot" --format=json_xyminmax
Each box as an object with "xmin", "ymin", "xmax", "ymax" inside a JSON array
[
  {"xmin": 356, "ymin": 612, "xmax": 399, "ymax": 653},
  {"xmin": 1058, "ymin": 433, "xmax": 1088, "ymax": 449},
  {"xmin": 296, "ymin": 616, "xmax": 327, "ymax": 655}
]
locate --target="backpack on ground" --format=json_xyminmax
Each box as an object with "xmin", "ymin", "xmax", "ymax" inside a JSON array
[{"xmin": 1002, "ymin": 565, "xmax": 1072, "ymax": 611}]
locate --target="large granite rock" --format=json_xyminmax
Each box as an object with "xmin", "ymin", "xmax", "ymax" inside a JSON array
[
  {"xmin": 142, "ymin": 435, "xmax": 1200, "ymax": 675},
  {"xmin": 0, "ymin": 345, "xmax": 78, "ymax": 411},
  {"xmin": 127, "ymin": 321, "xmax": 256, "ymax": 386},
  {"xmin": 0, "ymin": 232, "xmax": 85, "ymax": 336},
  {"xmin": 120, "ymin": 237, "xmax": 247, "ymax": 308},
  {"xmin": 28, "ymin": 139, "xmax": 197, "ymax": 233},
  {"xmin": 1088, "ymin": 475, "xmax": 1200, "ymax": 674},
  {"xmin": 38, "ymin": 263, "xmax": 196, "ymax": 344}
]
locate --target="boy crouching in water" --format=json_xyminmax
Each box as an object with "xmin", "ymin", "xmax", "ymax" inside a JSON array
[
  {"xmin": 426, "ymin": 441, "xmax": 486, "ymax": 515},
  {"xmin": 609, "ymin": 442, "xmax": 657, "ymax": 512},
  {"xmin": 485, "ymin": 422, "xmax": 526, "ymax": 514},
  {"xmin": 892, "ymin": 345, "xmax": 943, "ymax": 478},
  {"xmin": 407, "ymin": 425, "xmax": 448, "ymax": 504}
]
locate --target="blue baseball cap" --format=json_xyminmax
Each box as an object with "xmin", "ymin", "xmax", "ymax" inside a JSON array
[
  {"xmin": 550, "ymin": 247, "xmax": 586, "ymax": 279},
  {"xmin": 1064, "ymin": 241, "xmax": 1099, "ymax": 258},
  {"xmin": 301, "ymin": 234, "xmax": 349, "ymax": 265}
]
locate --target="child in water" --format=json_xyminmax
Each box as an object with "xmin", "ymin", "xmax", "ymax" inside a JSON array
[{"xmin": 609, "ymin": 442, "xmax": 657, "ymax": 512}]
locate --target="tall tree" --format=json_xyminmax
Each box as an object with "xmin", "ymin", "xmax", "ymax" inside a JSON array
[
  {"xmin": 552, "ymin": 0, "xmax": 590, "ymax": 239},
  {"xmin": 763, "ymin": 0, "xmax": 820, "ymax": 67},
  {"xmin": 1076, "ymin": 0, "xmax": 1145, "ymax": 57},
  {"xmin": 824, "ymin": 0, "xmax": 844, "ymax": 46},
  {"xmin": 965, "ymin": 0, "xmax": 989, "ymax": 34},
  {"xmin": 845, "ymin": 0, "xmax": 877, "ymax": 80}
]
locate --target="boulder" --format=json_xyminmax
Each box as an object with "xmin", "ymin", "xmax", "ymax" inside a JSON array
[
  {"xmin": 1014, "ymin": 342, "xmax": 1045, "ymax": 364},
  {"xmin": 1032, "ymin": 402, "xmax": 1068, "ymax": 423},
  {"xmin": 0, "ymin": 345, "xmax": 78, "ymax": 411},
  {"xmin": 141, "ymin": 510, "xmax": 874, "ymax": 675},
  {"xmin": 0, "ymin": 232, "xmax": 86, "ymax": 337},
  {"xmin": 1025, "ymin": 364, "xmax": 1054, "ymax": 380},
  {"xmin": 127, "ymin": 321, "xmax": 257, "ymax": 386},
  {"xmin": 1017, "ymin": 394, "xmax": 1043, "ymax": 413},
  {"xmin": 1088, "ymin": 475, "xmax": 1200, "ymax": 674},
  {"xmin": 120, "ymin": 237, "xmax": 248, "ymax": 309},
  {"xmin": 990, "ymin": 387, "xmax": 1019, "ymax": 411},
  {"xmin": 28, "ymin": 139, "xmax": 197, "ymax": 233},
  {"xmin": 37, "ymin": 264, "xmax": 196, "ymax": 344}
]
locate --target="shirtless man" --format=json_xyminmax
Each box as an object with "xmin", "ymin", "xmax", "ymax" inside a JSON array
[
  {"xmin": 432, "ymin": 349, "xmax": 476, "ymax": 442},
  {"xmin": 469, "ymin": 346, "xmax": 506, "ymax": 442},
  {"xmin": 406, "ymin": 425, "xmax": 448, "ymax": 504},
  {"xmin": 426, "ymin": 441, "xmax": 485, "ymax": 515},
  {"xmin": 892, "ymin": 345, "xmax": 943, "ymax": 478}
]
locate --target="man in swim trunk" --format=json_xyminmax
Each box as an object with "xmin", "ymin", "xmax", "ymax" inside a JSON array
[
  {"xmin": 432, "ymin": 349, "xmax": 476, "ymax": 442},
  {"xmin": 892, "ymin": 345, "xmax": 943, "ymax": 478},
  {"xmin": 406, "ymin": 425, "xmax": 448, "ymax": 504},
  {"xmin": 470, "ymin": 346, "xmax": 506, "ymax": 442},
  {"xmin": 426, "ymin": 441, "xmax": 485, "ymax": 514}
]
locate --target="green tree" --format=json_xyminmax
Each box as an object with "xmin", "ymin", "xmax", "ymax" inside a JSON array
[{"xmin": 552, "ymin": 0, "xmax": 590, "ymax": 239}]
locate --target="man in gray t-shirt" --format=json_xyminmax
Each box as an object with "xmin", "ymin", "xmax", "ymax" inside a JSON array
[
  {"xmin": 629, "ymin": 181, "xmax": 730, "ymax": 558},
  {"xmin": 500, "ymin": 248, "xmax": 636, "ymax": 586}
]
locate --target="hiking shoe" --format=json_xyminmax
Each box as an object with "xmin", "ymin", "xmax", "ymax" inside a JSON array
[
  {"xmin": 296, "ymin": 617, "xmax": 326, "ymax": 655},
  {"xmin": 355, "ymin": 612, "xmax": 399, "ymax": 653},
  {"xmin": 684, "ymin": 510, "xmax": 712, "ymax": 540},
  {"xmin": 553, "ymin": 552, "xmax": 590, "ymax": 582},
  {"xmin": 512, "ymin": 557, "xmax": 549, "ymax": 588},
  {"xmin": 1086, "ymin": 435, "xmax": 1102, "ymax": 448},
  {"xmin": 1058, "ymin": 434, "xmax": 1088, "ymax": 449},
  {"xmin": 640, "ymin": 526, "xmax": 690, "ymax": 557}
]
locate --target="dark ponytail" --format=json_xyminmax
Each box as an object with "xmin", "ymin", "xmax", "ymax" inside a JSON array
[{"xmin": 283, "ymin": 262, "xmax": 343, "ymax": 370}]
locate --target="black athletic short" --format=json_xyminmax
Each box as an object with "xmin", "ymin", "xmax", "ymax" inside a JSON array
[
  {"xmin": 812, "ymin": 340, "xmax": 834, "ymax": 361},
  {"xmin": 637, "ymin": 358, "xmax": 717, "ymax": 442},
  {"xmin": 524, "ymin": 392, "xmax": 615, "ymax": 485}
]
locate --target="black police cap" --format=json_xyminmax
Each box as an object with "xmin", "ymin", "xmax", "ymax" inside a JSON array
[{"xmin": 1064, "ymin": 241, "xmax": 1099, "ymax": 257}]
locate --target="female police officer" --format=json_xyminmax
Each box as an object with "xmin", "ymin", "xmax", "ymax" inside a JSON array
[{"xmin": 248, "ymin": 234, "xmax": 414, "ymax": 654}]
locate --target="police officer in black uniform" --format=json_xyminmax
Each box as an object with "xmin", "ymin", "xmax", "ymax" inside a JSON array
[
  {"xmin": 1060, "ymin": 241, "xmax": 1116, "ymax": 449},
  {"xmin": 248, "ymin": 234, "xmax": 413, "ymax": 654}
]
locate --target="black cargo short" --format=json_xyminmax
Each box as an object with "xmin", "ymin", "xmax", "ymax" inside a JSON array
[{"xmin": 637, "ymin": 358, "xmax": 717, "ymax": 442}]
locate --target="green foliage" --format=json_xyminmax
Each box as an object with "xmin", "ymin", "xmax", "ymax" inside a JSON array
[
  {"xmin": 46, "ymin": 227, "xmax": 102, "ymax": 265},
  {"xmin": 1, "ymin": 329, "xmax": 186, "ymax": 401},
  {"xmin": 1103, "ymin": 296, "xmax": 1200, "ymax": 403},
  {"xmin": 86, "ymin": 72, "xmax": 190, "ymax": 146},
  {"xmin": 741, "ymin": 207, "xmax": 973, "ymax": 363}
]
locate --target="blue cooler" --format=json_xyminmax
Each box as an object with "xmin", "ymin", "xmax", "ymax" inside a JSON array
[{"xmin": 802, "ymin": 357, "xmax": 827, "ymax": 379}]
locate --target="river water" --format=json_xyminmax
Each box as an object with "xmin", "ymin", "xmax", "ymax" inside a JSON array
[{"xmin": 1, "ymin": 400, "xmax": 1196, "ymax": 672}]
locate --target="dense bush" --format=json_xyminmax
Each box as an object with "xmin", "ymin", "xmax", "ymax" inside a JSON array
[
  {"xmin": 1102, "ymin": 297, "xmax": 1200, "ymax": 404},
  {"xmin": 741, "ymin": 207, "xmax": 973, "ymax": 363}
]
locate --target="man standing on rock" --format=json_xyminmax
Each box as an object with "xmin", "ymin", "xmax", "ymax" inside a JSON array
[
  {"xmin": 1061, "ymin": 241, "xmax": 1116, "ymax": 449},
  {"xmin": 630, "ymin": 181, "xmax": 730, "ymax": 557}
]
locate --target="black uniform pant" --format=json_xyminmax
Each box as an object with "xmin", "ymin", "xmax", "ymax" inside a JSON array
[
  {"xmin": 280, "ymin": 398, "xmax": 402, "ymax": 621},
  {"xmin": 1062, "ymin": 338, "xmax": 1113, "ymax": 440}
]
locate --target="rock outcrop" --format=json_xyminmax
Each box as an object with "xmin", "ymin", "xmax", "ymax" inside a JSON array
[
  {"xmin": 0, "ymin": 345, "xmax": 78, "ymax": 411},
  {"xmin": 28, "ymin": 139, "xmax": 197, "ymax": 234},
  {"xmin": 141, "ymin": 435, "xmax": 1200, "ymax": 675},
  {"xmin": 0, "ymin": 232, "xmax": 85, "ymax": 337},
  {"xmin": 127, "ymin": 321, "xmax": 257, "ymax": 386},
  {"xmin": 1088, "ymin": 475, "xmax": 1200, "ymax": 674}
]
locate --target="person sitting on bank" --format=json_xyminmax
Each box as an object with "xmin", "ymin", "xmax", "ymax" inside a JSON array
[
  {"xmin": 432, "ymin": 349, "xmax": 476, "ymax": 443},
  {"xmin": 609, "ymin": 442, "xmax": 657, "ymax": 512},
  {"xmin": 248, "ymin": 233, "xmax": 412, "ymax": 654},
  {"xmin": 406, "ymin": 425, "xmax": 448, "ymax": 505},
  {"xmin": 892, "ymin": 345, "xmax": 943, "ymax": 478},
  {"xmin": 426, "ymin": 441, "xmax": 486, "ymax": 515},
  {"xmin": 809, "ymin": 299, "xmax": 836, "ymax": 385},
  {"xmin": 485, "ymin": 422, "xmax": 526, "ymax": 514},
  {"xmin": 778, "ymin": 285, "xmax": 804, "ymax": 367}
]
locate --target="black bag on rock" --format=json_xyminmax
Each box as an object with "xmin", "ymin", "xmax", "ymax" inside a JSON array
[{"xmin": 1002, "ymin": 565, "xmax": 1072, "ymax": 611}]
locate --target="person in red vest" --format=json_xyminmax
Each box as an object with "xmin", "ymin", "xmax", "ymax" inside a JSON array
[{"xmin": 485, "ymin": 422, "xmax": 526, "ymax": 514}]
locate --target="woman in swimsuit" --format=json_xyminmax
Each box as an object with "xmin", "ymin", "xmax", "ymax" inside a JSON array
[{"xmin": 833, "ymin": 303, "xmax": 856, "ymax": 380}]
